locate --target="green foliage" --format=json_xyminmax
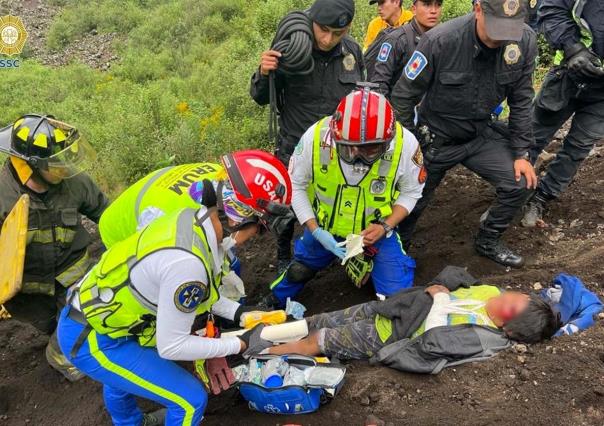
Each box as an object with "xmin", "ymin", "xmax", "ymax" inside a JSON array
[{"xmin": 0, "ymin": 0, "xmax": 473, "ymax": 195}]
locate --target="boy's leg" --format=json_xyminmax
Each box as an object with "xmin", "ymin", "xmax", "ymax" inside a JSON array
[
  {"xmin": 270, "ymin": 228, "xmax": 336, "ymax": 307},
  {"xmin": 57, "ymin": 309, "xmax": 207, "ymax": 426},
  {"xmin": 371, "ymin": 233, "xmax": 416, "ymax": 297},
  {"xmin": 306, "ymin": 302, "xmax": 379, "ymax": 330},
  {"xmin": 270, "ymin": 317, "xmax": 389, "ymax": 361}
]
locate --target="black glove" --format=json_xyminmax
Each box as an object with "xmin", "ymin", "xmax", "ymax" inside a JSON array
[
  {"xmin": 564, "ymin": 42, "xmax": 604, "ymax": 79},
  {"xmin": 189, "ymin": 179, "xmax": 217, "ymax": 208},
  {"xmin": 262, "ymin": 209, "xmax": 297, "ymax": 235},
  {"xmin": 239, "ymin": 324, "xmax": 272, "ymax": 358}
]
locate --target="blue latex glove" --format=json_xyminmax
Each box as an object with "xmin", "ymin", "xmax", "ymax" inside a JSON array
[{"xmin": 312, "ymin": 227, "xmax": 346, "ymax": 259}]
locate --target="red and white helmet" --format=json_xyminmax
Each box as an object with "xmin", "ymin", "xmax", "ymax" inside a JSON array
[
  {"xmin": 220, "ymin": 150, "xmax": 292, "ymax": 217},
  {"xmin": 330, "ymin": 86, "xmax": 396, "ymax": 165}
]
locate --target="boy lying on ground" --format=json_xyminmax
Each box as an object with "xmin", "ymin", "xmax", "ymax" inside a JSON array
[{"xmin": 266, "ymin": 266, "xmax": 562, "ymax": 374}]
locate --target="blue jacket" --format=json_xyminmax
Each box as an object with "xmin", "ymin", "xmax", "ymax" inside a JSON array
[
  {"xmin": 541, "ymin": 273, "xmax": 603, "ymax": 336},
  {"xmin": 539, "ymin": 0, "xmax": 604, "ymax": 58}
]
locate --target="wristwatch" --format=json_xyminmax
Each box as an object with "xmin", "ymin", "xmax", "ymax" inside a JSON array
[
  {"xmin": 378, "ymin": 218, "xmax": 394, "ymax": 238},
  {"xmin": 517, "ymin": 152, "xmax": 530, "ymax": 161}
]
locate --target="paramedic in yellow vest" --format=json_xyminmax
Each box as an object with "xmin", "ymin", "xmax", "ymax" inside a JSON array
[
  {"xmin": 268, "ymin": 86, "xmax": 425, "ymax": 308},
  {"xmin": 56, "ymin": 150, "xmax": 291, "ymax": 426},
  {"xmin": 364, "ymin": 0, "xmax": 414, "ymax": 51},
  {"xmin": 0, "ymin": 114, "xmax": 108, "ymax": 381}
]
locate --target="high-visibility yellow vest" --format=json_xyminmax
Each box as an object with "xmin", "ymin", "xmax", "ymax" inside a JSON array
[
  {"xmin": 99, "ymin": 163, "xmax": 225, "ymax": 248},
  {"xmin": 308, "ymin": 118, "xmax": 404, "ymax": 238},
  {"xmin": 78, "ymin": 208, "xmax": 221, "ymax": 347}
]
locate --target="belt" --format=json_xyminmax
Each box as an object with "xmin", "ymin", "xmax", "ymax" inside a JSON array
[{"xmin": 66, "ymin": 306, "xmax": 92, "ymax": 358}]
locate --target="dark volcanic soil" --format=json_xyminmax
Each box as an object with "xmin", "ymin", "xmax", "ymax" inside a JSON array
[{"xmin": 1, "ymin": 137, "xmax": 603, "ymax": 426}]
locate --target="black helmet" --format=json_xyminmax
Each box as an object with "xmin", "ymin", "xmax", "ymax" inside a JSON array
[{"xmin": 0, "ymin": 114, "xmax": 95, "ymax": 179}]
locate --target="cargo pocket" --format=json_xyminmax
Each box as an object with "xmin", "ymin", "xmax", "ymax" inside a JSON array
[{"xmin": 534, "ymin": 67, "xmax": 573, "ymax": 112}]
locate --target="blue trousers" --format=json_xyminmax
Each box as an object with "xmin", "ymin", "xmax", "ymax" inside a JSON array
[
  {"xmin": 57, "ymin": 307, "xmax": 207, "ymax": 426},
  {"xmin": 270, "ymin": 228, "xmax": 416, "ymax": 306}
]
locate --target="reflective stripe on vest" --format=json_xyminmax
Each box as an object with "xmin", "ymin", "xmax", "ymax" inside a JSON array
[
  {"xmin": 21, "ymin": 251, "xmax": 91, "ymax": 296},
  {"xmin": 79, "ymin": 208, "xmax": 221, "ymax": 347},
  {"xmin": 554, "ymin": 0, "xmax": 593, "ymax": 65},
  {"xmin": 309, "ymin": 118, "xmax": 404, "ymax": 238}
]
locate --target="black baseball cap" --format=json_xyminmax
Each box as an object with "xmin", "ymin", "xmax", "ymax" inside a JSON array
[
  {"xmin": 309, "ymin": 0, "xmax": 355, "ymax": 28},
  {"xmin": 480, "ymin": 0, "xmax": 527, "ymax": 41}
]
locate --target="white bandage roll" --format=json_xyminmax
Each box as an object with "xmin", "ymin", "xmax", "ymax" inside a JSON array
[{"xmin": 222, "ymin": 320, "xmax": 309, "ymax": 343}]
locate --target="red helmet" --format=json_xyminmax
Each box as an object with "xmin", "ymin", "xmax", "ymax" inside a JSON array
[
  {"xmin": 330, "ymin": 87, "xmax": 396, "ymax": 165},
  {"xmin": 220, "ymin": 150, "xmax": 292, "ymax": 217}
]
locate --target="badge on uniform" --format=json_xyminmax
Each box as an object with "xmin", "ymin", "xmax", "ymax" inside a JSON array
[
  {"xmin": 343, "ymin": 54, "xmax": 356, "ymax": 72},
  {"xmin": 404, "ymin": 51, "xmax": 428, "ymax": 81},
  {"xmin": 370, "ymin": 179, "xmax": 386, "ymax": 195},
  {"xmin": 377, "ymin": 42, "xmax": 392, "ymax": 62},
  {"xmin": 504, "ymin": 44, "xmax": 522, "ymax": 65},
  {"xmin": 529, "ymin": 0, "xmax": 537, "ymax": 8},
  {"xmin": 174, "ymin": 282, "xmax": 206, "ymax": 313}
]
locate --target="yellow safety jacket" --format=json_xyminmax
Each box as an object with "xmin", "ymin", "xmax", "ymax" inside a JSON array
[
  {"xmin": 78, "ymin": 208, "xmax": 221, "ymax": 347},
  {"xmin": 308, "ymin": 118, "xmax": 404, "ymax": 238},
  {"xmin": 99, "ymin": 163, "xmax": 225, "ymax": 248}
]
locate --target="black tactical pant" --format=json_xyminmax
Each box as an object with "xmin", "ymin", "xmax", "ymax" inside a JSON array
[
  {"xmin": 398, "ymin": 126, "xmax": 531, "ymax": 244},
  {"xmin": 275, "ymin": 134, "xmax": 298, "ymax": 262},
  {"xmin": 529, "ymin": 90, "xmax": 604, "ymax": 200},
  {"xmin": 4, "ymin": 283, "xmax": 68, "ymax": 335}
]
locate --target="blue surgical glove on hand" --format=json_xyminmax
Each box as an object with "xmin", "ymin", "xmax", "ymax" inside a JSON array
[{"xmin": 312, "ymin": 227, "xmax": 346, "ymax": 259}]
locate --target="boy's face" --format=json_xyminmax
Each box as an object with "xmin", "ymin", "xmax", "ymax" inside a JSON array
[{"xmin": 486, "ymin": 291, "xmax": 530, "ymax": 326}]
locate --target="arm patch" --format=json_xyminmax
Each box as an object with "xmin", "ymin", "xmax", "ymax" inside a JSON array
[
  {"xmin": 174, "ymin": 281, "xmax": 207, "ymax": 313},
  {"xmin": 404, "ymin": 51, "xmax": 428, "ymax": 81}
]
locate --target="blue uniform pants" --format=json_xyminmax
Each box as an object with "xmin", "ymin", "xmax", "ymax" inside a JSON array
[
  {"xmin": 270, "ymin": 228, "xmax": 415, "ymax": 306},
  {"xmin": 57, "ymin": 307, "xmax": 207, "ymax": 426}
]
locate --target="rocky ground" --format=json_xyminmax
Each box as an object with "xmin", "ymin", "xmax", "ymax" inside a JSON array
[{"xmin": 0, "ymin": 0, "xmax": 119, "ymax": 70}]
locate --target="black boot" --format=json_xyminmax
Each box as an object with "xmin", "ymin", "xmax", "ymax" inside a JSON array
[
  {"xmin": 474, "ymin": 229, "xmax": 524, "ymax": 268},
  {"xmin": 521, "ymin": 193, "xmax": 547, "ymax": 228}
]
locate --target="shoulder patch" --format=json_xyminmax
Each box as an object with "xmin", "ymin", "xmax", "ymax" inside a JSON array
[
  {"xmin": 412, "ymin": 146, "xmax": 424, "ymax": 167},
  {"xmin": 404, "ymin": 51, "xmax": 428, "ymax": 81},
  {"xmin": 174, "ymin": 282, "xmax": 206, "ymax": 313},
  {"xmin": 377, "ymin": 42, "xmax": 392, "ymax": 62}
]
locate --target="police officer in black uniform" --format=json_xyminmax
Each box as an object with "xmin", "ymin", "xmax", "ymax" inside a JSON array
[
  {"xmin": 365, "ymin": 0, "xmax": 444, "ymax": 97},
  {"xmin": 522, "ymin": 0, "xmax": 604, "ymax": 227},
  {"xmin": 249, "ymin": 0, "xmax": 364, "ymax": 270},
  {"xmin": 391, "ymin": 0, "xmax": 538, "ymax": 268}
]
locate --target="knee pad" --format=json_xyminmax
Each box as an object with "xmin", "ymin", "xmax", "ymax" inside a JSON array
[{"xmin": 286, "ymin": 261, "xmax": 316, "ymax": 283}]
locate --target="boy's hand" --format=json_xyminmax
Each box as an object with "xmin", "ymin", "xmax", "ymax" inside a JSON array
[{"xmin": 425, "ymin": 285, "xmax": 450, "ymax": 298}]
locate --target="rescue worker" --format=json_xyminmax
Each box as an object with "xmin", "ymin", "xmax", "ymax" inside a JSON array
[
  {"xmin": 56, "ymin": 151, "xmax": 290, "ymax": 426},
  {"xmin": 0, "ymin": 114, "xmax": 108, "ymax": 380},
  {"xmin": 392, "ymin": 0, "xmax": 539, "ymax": 268},
  {"xmin": 267, "ymin": 86, "xmax": 424, "ymax": 308},
  {"xmin": 522, "ymin": 0, "xmax": 604, "ymax": 227},
  {"xmin": 250, "ymin": 0, "xmax": 364, "ymax": 270},
  {"xmin": 364, "ymin": 0, "xmax": 415, "ymax": 51},
  {"xmin": 366, "ymin": 0, "xmax": 444, "ymax": 97}
]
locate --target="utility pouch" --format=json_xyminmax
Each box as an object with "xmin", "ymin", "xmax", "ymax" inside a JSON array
[{"xmin": 535, "ymin": 67, "xmax": 574, "ymax": 112}]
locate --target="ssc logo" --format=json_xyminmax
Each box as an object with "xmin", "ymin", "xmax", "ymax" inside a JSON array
[
  {"xmin": 404, "ymin": 51, "xmax": 428, "ymax": 81},
  {"xmin": 377, "ymin": 42, "xmax": 392, "ymax": 62},
  {"xmin": 0, "ymin": 15, "xmax": 28, "ymax": 56},
  {"xmin": 174, "ymin": 282, "xmax": 206, "ymax": 313}
]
